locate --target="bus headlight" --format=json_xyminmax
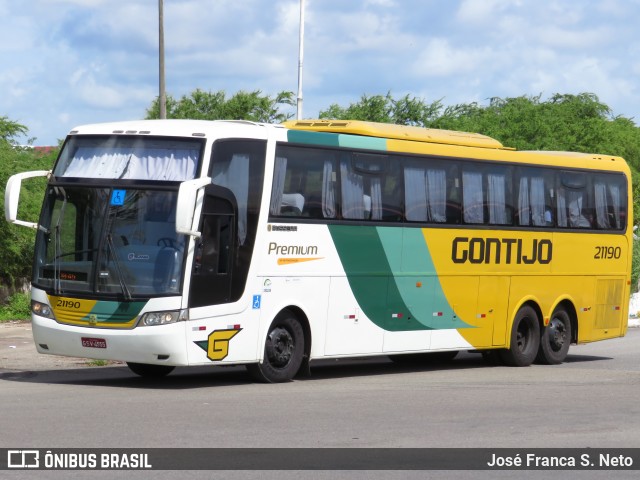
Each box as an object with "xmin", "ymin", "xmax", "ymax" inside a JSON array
[
  {"xmin": 31, "ymin": 300, "xmax": 55, "ymax": 319},
  {"xmin": 139, "ymin": 309, "xmax": 188, "ymax": 326}
]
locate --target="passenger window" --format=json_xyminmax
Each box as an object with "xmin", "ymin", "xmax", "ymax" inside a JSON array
[
  {"xmin": 486, "ymin": 166, "xmax": 512, "ymax": 225},
  {"xmin": 516, "ymin": 168, "xmax": 555, "ymax": 227},
  {"xmin": 271, "ymin": 146, "xmax": 337, "ymax": 219},
  {"xmin": 462, "ymin": 169, "xmax": 484, "ymax": 224},
  {"xmin": 403, "ymin": 159, "xmax": 451, "ymax": 223},
  {"xmin": 340, "ymin": 153, "xmax": 401, "ymax": 221},
  {"xmin": 556, "ymin": 172, "xmax": 593, "ymax": 229},
  {"xmin": 593, "ymin": 174, "xmax": 626, "ymax": 230}
]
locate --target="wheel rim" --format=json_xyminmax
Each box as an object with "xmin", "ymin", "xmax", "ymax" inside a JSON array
[
  {"xmin": 516, "ymin": 319, "xmax": 532, "ymax": 352},
  {"xmin": 547, "ymin": 317, "xmax": 567, "ymax": 352},
  {"xmin": 266, "ymin": 326, "xmax": 294, "ymax": 369}
]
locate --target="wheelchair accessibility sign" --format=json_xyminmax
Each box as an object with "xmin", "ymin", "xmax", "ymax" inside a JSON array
[{"xmin": 252, "ymin": 295, "xmax": 261, "ymax": 309}]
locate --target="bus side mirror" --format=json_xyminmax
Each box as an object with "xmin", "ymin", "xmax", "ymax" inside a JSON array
[
  {"xmin": 176, "ymin": 177, "xmax": 211, "ymax": 237},
  {"xmin": 5, "ymin": 170, "xmax": 50, "ymax": 230}
]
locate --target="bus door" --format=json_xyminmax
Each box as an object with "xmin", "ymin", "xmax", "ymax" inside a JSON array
[{"xmin": 189, "ymin": 186, "xmax": 236, "ymax": 307}]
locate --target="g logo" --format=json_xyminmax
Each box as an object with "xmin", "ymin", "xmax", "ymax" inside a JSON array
[{"xmin": 207, "ymin": 329, "xmax": 242, "ymax": 361}]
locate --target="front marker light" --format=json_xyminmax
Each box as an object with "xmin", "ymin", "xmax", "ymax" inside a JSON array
[
  {"xmin": 31, "ymin": 300, "xmax": 55, "ymax": 319},
  {"xmin": 139, "ymin": 309, "xmax": 188, "ymax": 327}
]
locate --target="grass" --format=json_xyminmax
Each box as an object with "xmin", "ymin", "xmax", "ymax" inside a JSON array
[
  {"xmin": 86, "ymin": 359, "xmax": 110, "ymax": 367},
  {"xmin": 0, "ymin": 292, "xmax": 31, "ymax": 322}
]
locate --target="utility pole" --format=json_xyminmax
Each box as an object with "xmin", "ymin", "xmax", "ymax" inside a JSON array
[
  {"xmin": 296, "ymin": 0, "xmax": 305, "ymax": 120},
  {"xmin": 158, "ymin": 0, "xmax": 167, "ymax": 119}
]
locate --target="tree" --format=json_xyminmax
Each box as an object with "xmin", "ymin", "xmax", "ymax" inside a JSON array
[
  {"xmin": 0, "ymin": 119, "xmax": 57, "ymax": 286},
  {"xmin": 146, "ymin": 89, "xmax": 296, "ymax": 123},
  {"xmin": 0, "ymin": 116, "xmax": 28, "ymax": 144},
  {"xmin": 433, "ymin": 93, "xmax": 624, "ymax": 152},
  {"xmin": 320, "ymin": 92, "xmax": 443, "ymax": 126}
]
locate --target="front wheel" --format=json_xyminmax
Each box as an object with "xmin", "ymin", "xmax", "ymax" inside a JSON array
[
  {"xmin": 127, "ymin": 362, "xmax": 175, "ymax": 378},
  {"xmin": 499, "ymin": 305, "xmax": 540, "ymax": 367},
  {"xmin": 536, "ymin": 309, "xmax": 571, "ymax": 365},
  {"xmin": 247, "ymin": 311, "xmax": 305, "ymax": 383}
]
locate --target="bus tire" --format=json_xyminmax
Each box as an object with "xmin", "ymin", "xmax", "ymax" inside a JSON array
[
  {"xmin": 247, "ymin": 311, "xmax": 304, "ymax": 383},
  {"xmin": 499, "ymin": 305, "xmax": 540, "ymax": 367},
  {"xmin": 127, "ymin": 362, "xmax": 175, "ymax": 378},
  {"xmin": 536, "ymin": 309, "xmax": 571, "ymax": 365}
]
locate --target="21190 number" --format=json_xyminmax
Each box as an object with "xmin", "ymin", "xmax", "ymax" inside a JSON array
[{"xmin": 594, "ymin": 246, "xmax": 621, "ymax": 259}]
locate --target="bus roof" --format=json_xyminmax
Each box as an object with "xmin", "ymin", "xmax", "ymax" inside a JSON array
[
  {"xmin": 283, "ymin": 119, "xmax": 508, "ymax": 150},
  {"xmin": 66, "ymin": 119, "xmax": 281, "ymax": 139}
]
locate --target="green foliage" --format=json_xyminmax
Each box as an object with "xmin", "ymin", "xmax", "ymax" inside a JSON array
[
  {"xmin": 320, "ymin": 92, "xmax": 443, "ymax": 126},
  {"xmin": 633, "ymin": 239, "xmax": 640, "ymax": 293},
  {"xmin": 433, "ymin": 93, "xmax": 628, "ymax": 152},
  {"xmin": 0, "ymin": 137, "xmax": 58, "ymax": 285},
  {"xmin": 0, "ymin": 116, "xmax": 28, "ymax": 143},
  {"xmin": 146, "ymin": 89, "xmax": 296, "ymax": 123},
  {"xmin": 86, "ymin": 359, "xmax": 109, "ymax": 366},
  {"xmin": 0, "ymin": 292, "xmax": 31, "ymax": 321}
]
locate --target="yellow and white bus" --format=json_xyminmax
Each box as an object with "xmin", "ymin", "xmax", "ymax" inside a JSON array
[{"xmin": 4, "ymin": 119, "xmax": 632, "ymax": 381}]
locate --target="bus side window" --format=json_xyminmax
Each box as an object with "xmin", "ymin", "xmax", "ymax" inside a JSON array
[
  {"xmin": 404, "ymin": 161, "xmax": 448, "ymax": 223},
  {"xmin": 594, "ymin": 174, "xmax": 625, "ymax": 230},
  {"xmin": 270, "ymin": 147, "xmax": 338, "ymax": 219},
  {"xmin": 556, "ymin": 172, "xmax": 593, "ymax": 229},
  {"xmin": 516, "ymin": 170, "xmax": 553, "ymax": 227},
  {"xmin": 338, "ymin": 153, "xmax": 399, "ymax": 222},
  {"xmin": 486, "ymin": 168, "xmax": 512, "ymax": 225},
  {"xmin": 462, "ymin": 169, "xmax": 484, "ymax": 224}
]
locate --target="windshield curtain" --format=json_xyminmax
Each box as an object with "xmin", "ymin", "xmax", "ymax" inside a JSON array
[
  {"xmin": 54, "ymin": 136, "xmax": 202, "ymax": 181},
  {"xmin": 33, "ymin": 186, "xmax": 186, "ymax": 298}
]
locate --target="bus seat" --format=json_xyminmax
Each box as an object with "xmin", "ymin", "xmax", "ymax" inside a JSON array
[
  {"xmin": 280, "ymin": 193, "xmax": 305, "ymax": 216},
  {"xmin": 363, "ymin": 194, "xmax": 371, "ymax": 218}
]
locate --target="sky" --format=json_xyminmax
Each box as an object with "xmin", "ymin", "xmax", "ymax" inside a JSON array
[{"xmin": 1, "ymin": 0, "xmax": 639, "ymax": 146}]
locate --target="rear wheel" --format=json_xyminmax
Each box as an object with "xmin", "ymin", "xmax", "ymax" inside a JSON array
[
  {"xmin": 247, "ymin": 311, "xmax": 305, "ymax": 383},
  {"xmin": 127, "ymin": 362, "xmax": 175, "ymax": 378},
  {"xmin": 536, "ymin": 309, "xmax": 571, "ymax": 364},
  {"xmin": 499, "ymin": 305, "xmax": 540, "ymax": 367}
]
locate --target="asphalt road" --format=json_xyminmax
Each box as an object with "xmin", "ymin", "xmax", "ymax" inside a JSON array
[{"xmin": 1, "ymin": 323, "xmax": 639, "ymax": 480}]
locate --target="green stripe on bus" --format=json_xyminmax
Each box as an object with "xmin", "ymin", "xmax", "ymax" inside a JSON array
[
  {"xmin": 287, "ymin": 130, "xmax": 340, "ymax": 147},
  {"xmin": 338, "ymin": 134, "xmax": 387, "ymax": 151},
  {"xmin": 377, "ymin": 227, "xmax": 468, "ymax": 329},
  {"xmin": 328, "ymin": 225, "xmax": 427, "ymax": 331},
  {"xmin": 89, "ymin": 300, "xmax": 147, "ymax": 323},
  {"xmin": 328, "ymin": 225, "xmax": 470, "ymax": 331},
  {"xmin": 286, "ymin": 130, "xmax": 388, "ymax": 151}
]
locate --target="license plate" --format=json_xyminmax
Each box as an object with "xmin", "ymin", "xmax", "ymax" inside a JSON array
[{"xmin": 81, "ymin": 337, "xmax": 107, "ymax": 349}]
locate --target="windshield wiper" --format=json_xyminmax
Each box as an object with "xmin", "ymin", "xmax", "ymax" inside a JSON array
[
  {"xmin": 55, "ymin": 248, "xmax": 97, "ymax": 259},
  {"xmin": 106, "ymin": 234, "xmax": 132, "ymax": 300},
  {"xmin": 118, "ymin": 154, "xmax": 133, "ymax": 179}
]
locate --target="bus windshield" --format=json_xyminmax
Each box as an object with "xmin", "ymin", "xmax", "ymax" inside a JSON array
[
  {"xmin": 54, "ymin": 135, "xmax": 201, "ymax": 181},
  {"xmin": 33, "ymin": 186, "xmax": 186, "ymax": 298}
]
